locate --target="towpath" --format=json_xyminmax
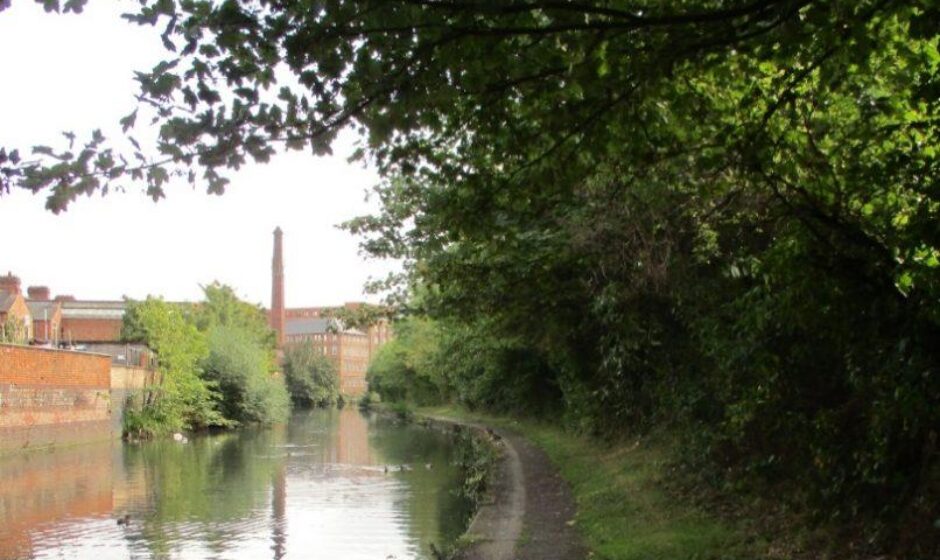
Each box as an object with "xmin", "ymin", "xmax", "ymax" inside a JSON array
[{"xmin": 430, "ymin": 417, "xmax": 588, "ymax": 560}]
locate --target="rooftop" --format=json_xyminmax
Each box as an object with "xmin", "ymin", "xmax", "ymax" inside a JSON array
[
  {"xmin": 0, "ymin": 289, "xmax": 17, "ymax": 313},
  {"xmin": 285, "ymin": 317, "xmax": 365, "ymax": 336},
  {"xmin": 60, "ymin": 300, "xmax": 127, "ymax": 320},
  {"xmin": 25, "ymin": 300, "xmax": 60, "ymax": 318}
]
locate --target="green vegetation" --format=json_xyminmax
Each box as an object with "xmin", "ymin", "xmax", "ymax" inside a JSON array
[
  {"xmin": 367, "ymin": 318, "xmax": 449, "ymax": 405},
  {"xmin": 8, "ymin": 1, "xmax": 939, "ymax": 555},
  {"xmin": 203, "ymin": 325, "xmax": 289, "ymax": 425},
  {"xmin": 282, "ymin": 343, "xmax": 340, "ymax": 407},
  {"xmin": 426, "ymin": 406, "xmax": 752, "ymax": 560},
  {"xmin": 122, "ymin": 283, "xmax": 288, "ymax": 436},
  {"xmin": 122, "ymin": 297, "xmax": 226, "ymax": 436},
  {"xmin": 0, "ymin": 317, "xmax": 28, "ymax": 344}
]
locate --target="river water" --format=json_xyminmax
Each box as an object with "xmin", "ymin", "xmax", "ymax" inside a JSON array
[{"xmin": 0, "ymin": 408, "xmax": 472, "ymax": 560}]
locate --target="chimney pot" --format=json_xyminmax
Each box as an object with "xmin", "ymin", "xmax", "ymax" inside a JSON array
[
  {"xmin": 0, "ymin": 272, "xmax": 21, "ymax": 295},
  {"xmin": 28, "ymin": 286, "xmax": 51, "ymax": 300}
]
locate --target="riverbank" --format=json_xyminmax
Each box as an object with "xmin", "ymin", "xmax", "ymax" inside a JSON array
[
  {"xmin": 414, "ymin": 412, "xmax": 585, "ymax": 560},
  {"xmin": 419, "ymin": 406, "xmax": 782, "ymax": 560}
]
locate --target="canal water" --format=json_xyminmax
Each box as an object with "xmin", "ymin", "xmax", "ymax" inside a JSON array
[{"xmin": 0, "ymin": 408, "xmax": 472, "ymax": 559}]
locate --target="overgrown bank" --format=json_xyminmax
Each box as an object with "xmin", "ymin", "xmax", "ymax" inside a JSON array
[
  {"xmin": 121, "ymin": 283, "xmax": 340, "ymax": 438},
  {"xmin": 368, "ymin": 312, "xmax": 939, "ymax": 558},
  {"xmin": 7, "ymin": 1, "xmax": 934, "ymax": 555},
  {"xmin": 421, "ymin": 406, "xmax": 784, "ymax": 560}
]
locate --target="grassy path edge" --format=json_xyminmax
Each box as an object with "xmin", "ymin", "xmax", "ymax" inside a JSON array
[{"xmin": 418, "ymin": 406, "xmax": 760, "ymax": 560}]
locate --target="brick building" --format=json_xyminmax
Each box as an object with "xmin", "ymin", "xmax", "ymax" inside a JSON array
[
  {"xmin": 0, "ymin": 273, "xmax": 32, "ymax": 342},
  {"xmin": 0, "ymin": 271, "xmax": 129, "ymax": 355},
  {"xmin": 268, "ymin": 229, "xmax": 392, "ymax": 397},
  {"xmin": 25, "ymin": 286, "xmax": 61, "ymax": 345},
  {"xmin": 284, "ymin": 316, "xmax": 371, "ymax": 395},
  {"xmin": 59, "ymin": 300, "xmax": 126, "ymax": 344}
]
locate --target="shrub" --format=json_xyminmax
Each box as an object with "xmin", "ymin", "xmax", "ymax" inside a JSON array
[{"xmin": 283, "ymin": 344, "xmax": 339, "ymax": 406}]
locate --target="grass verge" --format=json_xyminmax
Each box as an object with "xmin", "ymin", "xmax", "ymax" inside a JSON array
[{"xmin": 419, "ymin": 405, "xmax": 759, "ymax": 560}]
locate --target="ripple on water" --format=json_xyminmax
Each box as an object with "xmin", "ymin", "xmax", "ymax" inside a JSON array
[{"xmin": 1, "ymin": 409, "xmax": 466, "ymax": 560}]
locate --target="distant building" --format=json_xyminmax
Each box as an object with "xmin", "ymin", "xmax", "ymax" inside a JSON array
[
  {"xmin": 284, "ymin": 316, "xmax": 370, "ymax": 395},
  {"xmin": 267, "ymin": 229, "xmax": 392, "ymax": 397},
  {"xmin": 26, "ymin": 295, "xmax": 61, "ymax": 345},
  {"xmin": 0, "ymin": 270, "xmax": 144, "ymax": 363},
  {"xmin": 0, "ymin": 273, "xmax": 32, "ymax": 342},
  {"xmin": 59, "ymin": 300, "xmax": 127, "ymax": 344}
]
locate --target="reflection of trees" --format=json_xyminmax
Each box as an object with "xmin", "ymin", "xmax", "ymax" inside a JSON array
[
  {"xmin": 120, "ymin": 425, "xmax": 286, "ymax": 556},
  {"xmin": 366, "ymin": 415, "xmax": 473, "ymax": 555},
  {"xmin": 1, "ymin": 410, "xmax": 471, "ymax": 559}
]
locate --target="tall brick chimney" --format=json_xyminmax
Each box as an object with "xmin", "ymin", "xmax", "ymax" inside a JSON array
[
  {"xmin": 0, "ymin": 272, "xmax": 21, "ymax": 295},
  {"xmin": 27, "ymin": 286, "xmax": 50, "ymax": 300},
  {"xmin": 270, "ymin": 227, "xmax": 285, "ymax": 348}
]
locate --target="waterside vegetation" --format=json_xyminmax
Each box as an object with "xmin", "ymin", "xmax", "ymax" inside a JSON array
[
  {"xmin": 3, "ymin": 1, "xmax": 938, "ymax": 556},
  {"xmin": 122, "ymin": 282, "xmax": 291, "ymax": 437},
  {"xmin": 421, "ymin": 406, "xmax": 756, "ymax": 560},
  {"xmin": 283, "ymin": 343, "xmax": 341, "ymax": 407}
]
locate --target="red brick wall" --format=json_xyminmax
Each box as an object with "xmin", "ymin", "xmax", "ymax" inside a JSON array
[
  {"xmin": 0, "ymin": 344, "xmax": 110, "ymax": 387},
  {"xmin": 60, "ymin": 317, "xmax": 123, "ymax": 343},
  {"xmin": 0, "ymin": 344, "xmax": 112, "ymax": 452},
  {"xmin": 339, "ymin": 332, "xmax": 370, "ymax": 396},
  {"xmin": 286, "ymin": 307, "xmax": 327, "ymax": 318}
]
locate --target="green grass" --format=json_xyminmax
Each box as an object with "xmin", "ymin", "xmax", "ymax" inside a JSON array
[{"xmin": 419, "ymin": 405, "xmax": 757, "ymax": 560}]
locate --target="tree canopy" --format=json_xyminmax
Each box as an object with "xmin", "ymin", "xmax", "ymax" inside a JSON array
[
  {"xmin": 122, "ymin": 284, "xmax": 287, "ymax": 434},
  {"xmin": 4, "ymin": 1, "xmax": 940, "ymax": 554}
]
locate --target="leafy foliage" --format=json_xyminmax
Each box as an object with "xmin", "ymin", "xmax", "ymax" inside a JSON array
[
  {"xmin": 366, "ymin": 318, "xmax": 447, "ymax": 405},
  {"xmin": 282, "ymin": 343, "xmax": 340, "ymax": 407},
  {"xmin": 190, "ymin": 282, "xmax": 276, "ymax": 348},
  {"xmin": 203, "ymin": 325, "xmax": 289, "ymax": 425},
  {"xmin": 10, "ymin": 0, "xmax": 940, "ymax": 554},
  {"xmin": 123, "ymin": 284, "xmax": 288, "ymax": 434},
  {"xmin": 122, "ymin": 297, "xmax": 225, "ymax": 435},
  {"xmin": 0, "ymin": 316, "xmax": 29, "ymax": 344}
]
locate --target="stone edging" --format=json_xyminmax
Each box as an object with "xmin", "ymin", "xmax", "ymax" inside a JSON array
[{"xmin": 417, "ymin": 415, "xmax": 525, "ymax": 560}]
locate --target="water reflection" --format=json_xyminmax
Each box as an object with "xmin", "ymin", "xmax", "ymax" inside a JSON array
[{"xmin": 0, "ymin": 408, "xmax": 471, "ymax": 560}]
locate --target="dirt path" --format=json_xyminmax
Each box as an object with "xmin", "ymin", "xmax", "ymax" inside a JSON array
[{"xmin": 445, "ymin": 420, "xmax": 588, "ymax": 560}]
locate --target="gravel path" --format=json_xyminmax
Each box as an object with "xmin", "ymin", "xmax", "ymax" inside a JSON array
[{"xmin": 446, "ymin": 420, "xmax": 588, "ymax": 560}]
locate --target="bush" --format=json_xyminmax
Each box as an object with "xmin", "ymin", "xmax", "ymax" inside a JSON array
[
  {"xmin": 366, "ymin": 318, "xmax": 450, "ymax": 405},
  {"xmin": 121, "ymin": 298, "xmax": 226, "ymax": 436},
  {"xmin": 202, "ymin": 325, "xmax": 289, "ymax": 425},
  {"xmin": 283, "ymin": 344, "xmax": 339, "ymax": 406},
  {"xmin": 358, "ymin": 391, "xmax": 382, "ymax": 410}
]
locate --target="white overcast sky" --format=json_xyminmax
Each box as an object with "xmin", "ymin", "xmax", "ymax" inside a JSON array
[{"xmin": 0, "ymin": 1, "xmax": 398, "ymax": 307}]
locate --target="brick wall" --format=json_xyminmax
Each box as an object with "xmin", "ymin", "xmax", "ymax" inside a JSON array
[
  {"xmin": 339, "ymin": 332, "xmax": 369, "ymax": 397},
  {"xmin": 0, "ymin": 344, "xmax": 110, "ymax": 387},
  {"xmin": 0, "ymin": 344, "xmax": 112, "ymax": 452},
  {"xmin": 32, "ymin": 307, "xmax": 61, "ymax": 344},
  {"xmin": 60, "ymin": 317, "xmax": 123, "ymax": 343},
  {"xmin": 110, "ymin": 365, "xmax": 162, "ymax": 434}
]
